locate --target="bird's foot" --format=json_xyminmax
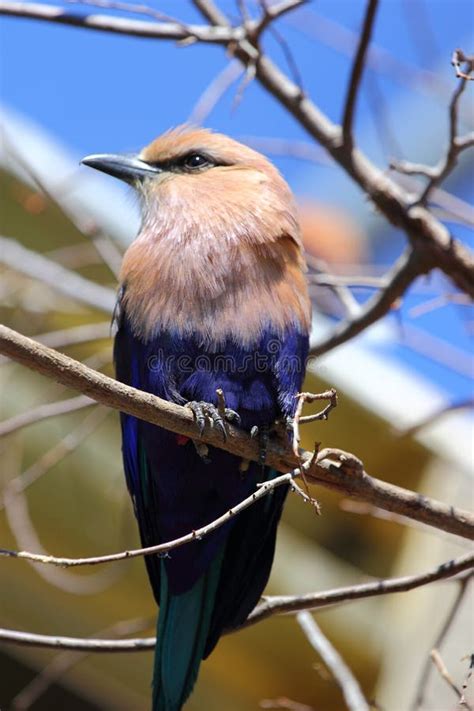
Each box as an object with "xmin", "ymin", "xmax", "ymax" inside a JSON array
[
  {"xmin": 192, "ymin": 440, "xmax": 211, "ymax": 463},
  {"xmin": 186, "ymin": 401, "xmax": 241, "ymax": 441},
  {"xmin": 250, "ymin": 424, "xmax": 270, "ymax": 466}
]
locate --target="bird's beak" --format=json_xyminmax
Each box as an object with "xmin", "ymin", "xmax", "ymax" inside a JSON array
[{"xmin": 81, "ymin": 153, "xmax": 161, "ymax": 184}]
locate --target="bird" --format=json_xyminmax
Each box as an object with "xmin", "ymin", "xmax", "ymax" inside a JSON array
[{"xmin": 82, "ymin": 126, "xmax": 311, "ymax": 711}]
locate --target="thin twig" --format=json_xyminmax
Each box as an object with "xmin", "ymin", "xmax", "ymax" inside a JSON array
[
  {"xmin": 430, "ymin": 649, "xmax": 468, "ymax": 706},
  {"xmin": 411, "ymin": 576, "xmax": 472, "ymax": 710},
  {"xmin": 10, "ymin": 617, "xmax": 153, "ymax": 710},
  {"xmin": 188, "ymin": 60, "xmax": 242, "ymax": 124},
  {"xmin": 0, "ymin": 394, "xmax": 95, "ymax": 438},
  {"xmin": 0, "ymin": 471, "xmax": 297, "ymax": 566},
  {"xmin": 0, "ymin": 407, "xmax": 109, "ymax": 512},
  {"xmin": 397, "ymin": 398, "xmax": 474, "ymax": 437},
  {"xmin": 339, "ymin": 500, "xmax": 472, "ymax": 549},
  {"xmin": 292, "ymin": 389, "xmax": 338, "ymax": 456},
  {"xmin": 341, "ymin": 0, "xmax": 379, "ymax": 149},
  {"xmin": 391, "ymin": 56, "xmax": 474, "ymax": 205},
  {"xmin": 0, "ymin": 552, "xmax": 472, "ymax": 652},
  {"xmin": 34, "ymin": 322, "xmax": 112, "ymax": 349},
  {"xmin": 460, "ymin": 655, "xmax": 474, "ymax": 708},
  {"xmin": 260, "ymin": 698, "xmax": 314, "ymax": 711},
  {"xmin": 408, "ymin": 293, "xmax": 472, "ymax": 318},
  {"xmin": 310, "ymin": 249, "xmax": 428, "ymax": 357},
  {"xmin": 1, "ymin": 130, "xmax": 123, "ymax": 278},
  {"xmin": 0, "ymin": 0, "xmax": 242, "ymax": 42},
  {"xmin": 451, "ymin": 49, "xmax": 474, "ymax": 81},
  {"xmin": 242, "ymin": 552, "xmax": 474, "ymax": 630},
  {"xmin": 66, "ymin": 0, "xmax": 182, "ymax": 25},
  {"xmin": 297, "ymin": 610, "xmax": 370, "ymax": 711},
  {"xmin": 305, "ymin": 253, "xmax": 361, "ymax": 317},
  {"xmin": 0, "ymin": 236, "xmax": 116, "ymax": 313},
  {"xmin": 3, "ymin": 446, "xmax": 126, "ymax": 595}
]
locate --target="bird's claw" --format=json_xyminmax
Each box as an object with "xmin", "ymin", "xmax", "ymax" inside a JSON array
[
  {"xmin": 186, "ymin": 401, "xmax": 240, "ymax": 441},
  {"xmin": 224, "ymin": 408, "xmax": 241, "ymax": 426},
  {"xmin": 250, "ymin": 424, "xmax": 269, "ymax": 466}
]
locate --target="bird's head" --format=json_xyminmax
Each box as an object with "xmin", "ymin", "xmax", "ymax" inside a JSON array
[
  {"xmin": 82, "ymin": 126, "xmax": 310, "ymax": 342},
  {"xmin": 81, "ymin": 125, "xmax": 300, "ymax": 247}
]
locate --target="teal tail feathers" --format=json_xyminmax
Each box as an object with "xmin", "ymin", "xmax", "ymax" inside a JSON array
[{"xmin": 152, "ymin": 549, "xmax": 224, "ymax": 711}]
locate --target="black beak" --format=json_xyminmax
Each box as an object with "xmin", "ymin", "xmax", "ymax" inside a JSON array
[{"xmin": 81, "ymin": 153, "xmax": 161, "ymax": 183}]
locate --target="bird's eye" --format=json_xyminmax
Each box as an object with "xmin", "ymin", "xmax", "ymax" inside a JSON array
[{"xmin": 181, "ymin": 153, "xmax": 210, "ymax": 170}]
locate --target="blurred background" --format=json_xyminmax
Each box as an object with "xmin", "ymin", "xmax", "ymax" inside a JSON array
[{"xmin": 0, "ymin": 1, "xmax": 473, "ymax": 709}]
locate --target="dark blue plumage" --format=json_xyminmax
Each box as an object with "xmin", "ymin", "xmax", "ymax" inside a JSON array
[{"xmin": 115, "ymin": 312, "xmax": 308, "ymax": 592}]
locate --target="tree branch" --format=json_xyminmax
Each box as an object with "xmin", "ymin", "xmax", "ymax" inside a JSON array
[
  {"xmin": 310, "ymin": 248, "xmax": 426, "ymax": 356},
  {"xmin": 391, "ymin": 63, "xmax": 474, "ymax": 205},
  {"xmin": 0, "ymin": 552, "xmax": 471, "ymax": 653},
  {"xmin": 0, "ymin": 394, "xmax": 95, "ymax": 438},
  {"xmin": 0, "ymin": 236, "xmax": 116, "ymax": 313},
  {"xmin": 411, "ymin": 576, "xmax": 472, "ymax": 710},
  {"xmin": 0, "ymin": 471, "xmax": 297, "ymax": 566},
  {"xmin": 341, "ymin": 0, "xmax": 379, "ymax": 149},
  {"xmin": 241, "ymin": 552, "xmax": 474, "ymax": 629},
  {"xmin": 297, "ymin": 611, "xmax": 370, "ymax": 711},
  {"xmin": 0, "ymin": 324, "xmax": 473, "ymax": 540},
  {"xmin": 0, "ymin": 0, "xmax": 240, "ymax": 42}
]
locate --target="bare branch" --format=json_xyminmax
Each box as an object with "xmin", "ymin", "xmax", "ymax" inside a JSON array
[
  {"xmin": 451, "ymin": 48, "xmax": 474, "ymax": 81},
  {"xmin": 0, "ymin": 627, "xmax": 156, "ymax": 652},
  {"xmin": 408, "ymin": 293, "xmax": 472, "ymax": 318},
  {"xmin": 411, "ymin": 576, "xmax": 472, "ymax": 710},
  {"xmin": 0, "ymin": 394, "xmax": 95, "ymax": 438},
  {"xmin": 292, "ymin": 389, "xmax": 338, "ymax": 457},
  {"xmin": 0, "ymin": 236, "xmax": 116, "ymax": 313},
  {"xmin": 0, "ymin": 0, "xmax": 241, "ymax": 42},
  {"xmin": 341, "ymin": 0, "xmax": 379, "ymax": 149},
  {"xmin": 461, "ymin": 656, "xmax": 474, "ymax": 708},
  {"xmin": 297, "ymin": 611, "xmax": 370, "ymax": 711},
  {"xmin": 418, "ymin": 70, "xmax": 473, "ymax": 202},
  {"xmin": 260, "ymin": 699, "xmax": 314, "ymax": 711},
  {"xmin": 10, "ymin": 617, "xmax": 152, "ymax": 710},
  {"xmin": 1, "ymin": 129, "xmax": 123, "ymax": 278},
  {"xmin": 0, "ymin": 407, "xmax": 109, "ymax": 511},
  {"xmin": 305, "ymin": 254, "xmax": 361, "ymax": 318},
  {"xmin": 340, "ymin": 500, "xmax": 473, "ymax": 549},
  {"xmin": 3, "ymin": 456, "xmax": 126, "ymax": 594},
  {"xmin": 239, "ymin": 135, "xmax": 330, "ymax": 164},
  {"xmin": 391, "ymin": 58, "xmax": 474, "ymax": 205},
  {"xmin": 1, "ymin": 324, "xmax": 473, "ymax": 539},
  {"xmin": 65, "ymin": 0, "xmax": 184, "ymax": 25},
  {"xmin": 397, "ymin": 398, "xmax": 474, "ymax": 438},
  {"xmin": 429, "ymin": 649, "xmax": 469, "ymax": 707},
  {"xmin": 0, "ymin": 553, "xmax": 471, "ymax": 653},
  {"xmin": 35, "ymin": 322, "xmax": 112, "ymax": 349},
  {"xmin": 188, "ymin": 60, "xmax": 242, "ymax": 124},
  {"xmin": 0, "ymin": 472, "xmax": 297, "ymax": 566},
  {"xmin": 310, "ymin": 248, "xmax": 427, "ymax": 357},
  {"xmin": 242, "ymin": 552, "xmax": 474, "ymax": 629}
]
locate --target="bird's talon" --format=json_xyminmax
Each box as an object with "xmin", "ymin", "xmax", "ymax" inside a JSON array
[
  {"xmin": 250, "ymin": 425, "xmax": 259, "ymax": 438},
  {"xmin": 225, "ymin": 408, "xmax": 241, "ymax": 426},
  {"xmin": 186, "ymin": 401, "xmax": 231, "ymax": 441},
  {"xmin": 258, "ymin": 425, "xmax": 269, "ymax": 466}
]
